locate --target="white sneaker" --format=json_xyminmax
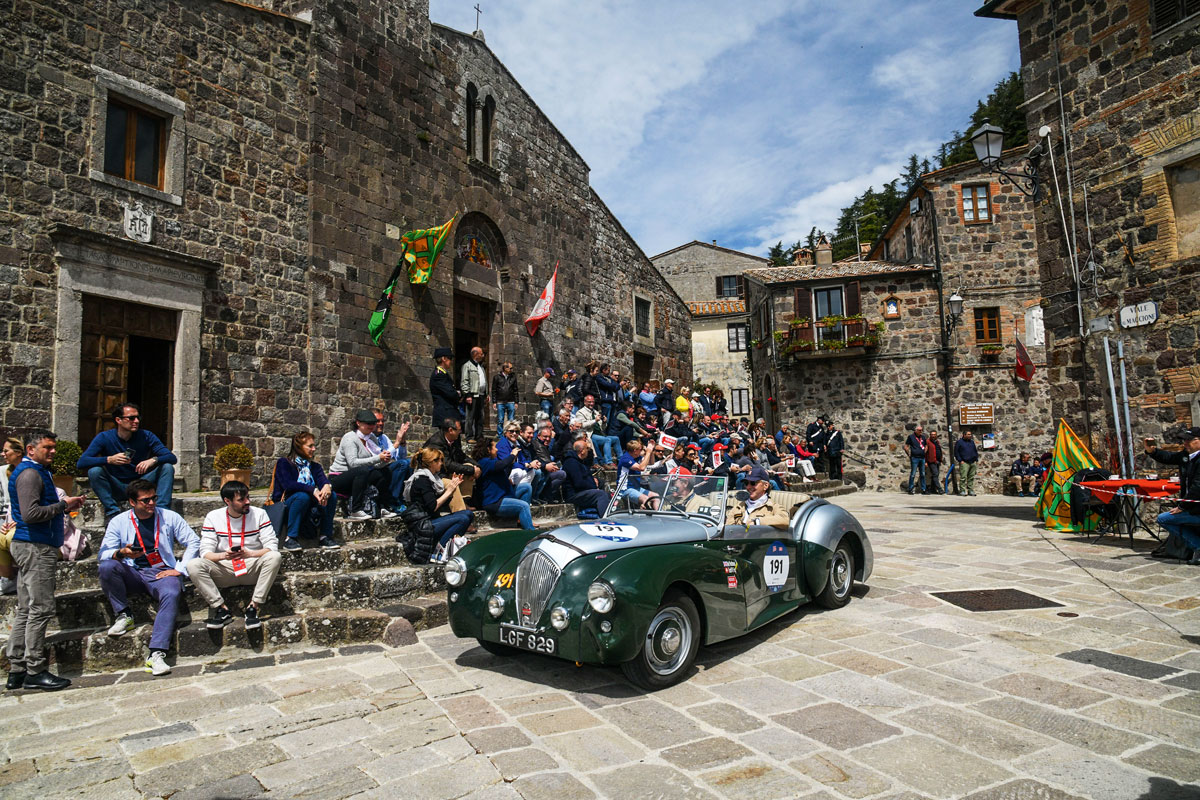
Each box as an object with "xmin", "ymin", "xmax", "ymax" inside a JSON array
[
  {"xmin": 145, "ymin": 651, "xmax": 171, "ymax": 676},
  {"xmin": 430, "ymin": 547, "xmax": 446, "ymax": 564},
  {"xmin": 347, "ymin": 509, "xmax": 371, "ymax": 521},
  {"xmin": 0, "ymin": 576, "xmax": 15, "ymax": 595},
  {"xmin": 380, "ymin": 508, "xmax": 398, "ymax": 519},
  {"xmin": 108, "ymin": 612, "xmax": 134, "ymax": 637}
]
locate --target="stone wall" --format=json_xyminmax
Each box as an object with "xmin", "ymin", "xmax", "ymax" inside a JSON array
[
  {"xmin": 652, "ymin": 241, "xmax": 768, "ymax": 303},
  {"xmin": 993, "ymin": 1, "xmax": 1200, "ymax": 462},
  {"xmin": 0, "ymin": 0, "xmax": 690, "ymax": 488}
]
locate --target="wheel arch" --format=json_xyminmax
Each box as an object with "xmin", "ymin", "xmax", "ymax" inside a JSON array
[{"xmin": 664, "ymin": 580, "xmax": 708, "ymax": 645}]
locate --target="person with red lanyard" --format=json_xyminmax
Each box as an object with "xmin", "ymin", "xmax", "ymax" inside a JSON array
[
  {"xmin": 189, "ymin": 480, "xmax": 281, "ymax": 632},
  {"xmin": 98, "ymin": 479, "xmax": 199, "ymax": 676}
]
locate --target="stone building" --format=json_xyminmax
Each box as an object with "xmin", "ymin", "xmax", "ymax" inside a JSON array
[
  {"xmin": 651, "ymin": 241, "xmax": 767, "ymax": 416},
  {"xmin": 978, "ymin": 0, "xmax": 1200, "ymax": 463},
  {"xmin": 745, "ymin": 157, "xmax": 1051, "ymax": 492},
  {"xmin": 0, "ymin": 0, "xmax": 690, "ymax": 488}
]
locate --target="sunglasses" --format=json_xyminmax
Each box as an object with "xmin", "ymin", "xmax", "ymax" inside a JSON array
[
  {"xmin": 132, "ymin": 495, "xmax": 158, "ymax": 504},
  {"xmin": 120, "ymin": 415, "xmax": 140, "ymax": 420}
]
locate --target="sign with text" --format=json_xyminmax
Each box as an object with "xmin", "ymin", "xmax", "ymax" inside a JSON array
[
  {"xmin": 1118, "ymin": 301, "xmax": 1158, "ymax": 329},
  {"xmin": 959, "ymin": 403, "xmax": 994, "ymax": 426}
]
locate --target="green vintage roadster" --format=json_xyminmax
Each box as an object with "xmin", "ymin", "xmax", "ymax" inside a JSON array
[{"xmin": 443, "ymin": 473, "xmax": 872, "ymax": 689}]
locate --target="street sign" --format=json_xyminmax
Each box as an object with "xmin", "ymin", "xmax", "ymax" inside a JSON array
[
  {"xmin": 1118, "ymin": 301, "xmax": 1157, "ymax": 329},
  {"xmin": 959, "ymin": 403, "xmax": 994, "ymax": 425}
]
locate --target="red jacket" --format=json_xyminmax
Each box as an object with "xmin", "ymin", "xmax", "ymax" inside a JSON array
[{"xmin": 925, "ymin": 439, "xmax": 942, "ymax": 465}]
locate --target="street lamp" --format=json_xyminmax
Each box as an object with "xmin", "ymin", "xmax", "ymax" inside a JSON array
[
  {"xmin": 969, "ymin": 119, "xmax": 1045, "ymax": 201},
  {"xmin": 946, "ymin": 291, "xmax": 964, "ymax": 337}
]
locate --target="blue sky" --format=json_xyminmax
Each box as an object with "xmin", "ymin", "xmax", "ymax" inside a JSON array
[{"xmin": 429, "ymin": 0, "xmax": 1020, "ymax": 259}]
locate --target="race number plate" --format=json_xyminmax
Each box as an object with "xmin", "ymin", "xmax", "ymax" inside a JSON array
[{"xmin": 498, "ymin": 624, "xmax": 557, "ymax": 655}]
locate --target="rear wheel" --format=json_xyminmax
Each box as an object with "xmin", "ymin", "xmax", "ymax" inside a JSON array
[
  {"xmin": 816, "ymin": 541, "xmax": 855, "ymax": 609},
  {"xmin": 620, "ymin": 591, "xmax": 701, "ymax": 690}
]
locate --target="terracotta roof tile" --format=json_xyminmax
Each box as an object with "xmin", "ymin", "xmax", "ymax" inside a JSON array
[
  {"xmin": 743, "ymin": 261, "xmax": 933, "ymax": 284},
  {"xmin": 687, "ymin": 299, "xmax": 746, "ymax": 316}
]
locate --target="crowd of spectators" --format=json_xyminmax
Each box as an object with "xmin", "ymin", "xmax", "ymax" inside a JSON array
[{"xmin": 903, "ymin": 422, "xmax": 1052, "ymax": 497}]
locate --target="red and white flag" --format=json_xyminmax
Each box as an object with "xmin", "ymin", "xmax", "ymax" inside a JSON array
[
  {"xmin": 524, "ymin": 262, "xmax": 559, "ymax": 336},
  {"xmin": 1015, "ymin": 335, "xmax": 1036, "ymax": 382}
]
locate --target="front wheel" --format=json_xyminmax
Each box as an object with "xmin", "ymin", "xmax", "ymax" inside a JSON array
[
  {"xmin": 816, "ymin": 541, "xmax": 855, "ymax": 609},
  {"xmin": 620, "ymin": 591, "xmax": 701, "ymax": 690}
]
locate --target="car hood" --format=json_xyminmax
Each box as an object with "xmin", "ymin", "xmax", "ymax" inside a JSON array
[{"xmin": 522, "ymin": 513, "xmax": 709, "ymax": 569}]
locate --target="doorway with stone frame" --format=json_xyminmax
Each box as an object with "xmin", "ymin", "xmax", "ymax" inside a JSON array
[
  {"xmin": 454, "ymin": 292, "xmax": 493, "ymax": 434},
  {"xmin": 78, "ymin": 296, "xmax": 177, "ymax": 450},
  {"xmin": 633, "ymin": 352, "xmax": 654, "ymax": 390}
]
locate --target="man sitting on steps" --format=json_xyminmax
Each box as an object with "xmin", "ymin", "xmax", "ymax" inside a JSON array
[
  {"xmin": 189, "ymin": 481, "xmax": 281, "ymax": 632},
  {"xmin": 99, "ymin": 479, "xmax": 199, "ymax": 676},
  {"xmin": 78, "ymin": 403, "xmax": 179, "ymax": 523}
]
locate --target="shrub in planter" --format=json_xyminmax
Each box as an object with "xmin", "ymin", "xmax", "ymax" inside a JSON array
[
  {"xmin": 980, "ymin": 344, "xmax": 1004, "ymax": 356},
  {"xmin": 50, "ymin": 440, "xmax": 82, "ymax": 477},
  {"xmin": 214, "ymin": 443, "xmax": 254, "ymax": 472}
]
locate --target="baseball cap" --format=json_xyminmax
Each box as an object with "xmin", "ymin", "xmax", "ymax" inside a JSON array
[
  {"xmin": 1182, "ymin": 427, "xmax": 1200, "ymax": 441},
  {"xmin": 712, "ymin": 443, "xmax": 728, "ymax": 451},
  {"xmin": 670, "ymin": 466, "xmax": 693, "ymax": 477},
  {"xmin": 544, "ymin": 367, "xmax": 555, "ymax": 376},
  {"xmin": 746, "ymin": 465, "xmax": 772, "ymax": 484},
  {"xmin": 686, "ymin": 443, "xmax": 700, "ymax": 451},
  {"xmin": 664, "ymin": 378, "xmax": 675, "ymax": 385}
]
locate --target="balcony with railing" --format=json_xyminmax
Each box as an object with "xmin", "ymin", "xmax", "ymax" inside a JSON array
[{"xmin": 772, "ymin": 315, "xmax": 884, "ymax": 364}]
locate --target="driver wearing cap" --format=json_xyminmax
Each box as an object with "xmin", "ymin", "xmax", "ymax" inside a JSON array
[
  {"xmin": 727, "ymin": 465, "xmax": 790, "ymax": 529},
  {"xmin": 661, "ymin": 467, "xmax": 708, "ymax": 514}
]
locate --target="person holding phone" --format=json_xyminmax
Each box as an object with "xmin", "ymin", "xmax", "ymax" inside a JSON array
[
  {"xmin": 77, "ymin": 403, "xmax": 178, "ymax": 523},
  {"xmin": 189, "ymin": 480, "xmax": 281, "ymax": 631},
  {"xmin": 1145, "ymin": 428, "xmax": 1200, "ymax": 562},
  {"xmin": 98, "ymin": 479, "xmax": 199, "ymax": 676}
]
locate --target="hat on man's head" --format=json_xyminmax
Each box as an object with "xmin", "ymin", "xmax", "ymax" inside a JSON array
[
  {"xmin": 566, "ymin": 368, "xmax": 577, "ymax": 375},
  {"xmin": 433, "ymin": 347, "xmax": 453, "ymax": 360},
  {"xmin": 686, "ymin": 443, "xmax": 700, "ymax": 451},
  {"xmin": 1182, "ymin": 427, "xmax": 1200, "ymax": 441},
  {"xmin": 355, "ymin": 409, "xmax": 378, "ymax": 425},
  {"xmin": 746, "ymin": 465, "xmax": 772, "ymax": 484},
  {"xmin": 712, "ymin": 443, "xmax": 728, "ymax": 451},
  {"xmin": 664, "ymin": 378, "xmax": 675, "ymax": 385},
  {"xmin": 544, "ymin": 367, "xmax": 555, "ymax": 376}
]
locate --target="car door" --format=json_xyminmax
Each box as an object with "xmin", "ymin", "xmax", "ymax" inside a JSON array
[{"xmin": 718, "ymin": 524, "xmax": 799, "ymax": 630}]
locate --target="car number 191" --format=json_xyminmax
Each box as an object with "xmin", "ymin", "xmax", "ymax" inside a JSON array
[{"xmin": 499, "ymin": 624, "xmax": 557, "ymax": 655}]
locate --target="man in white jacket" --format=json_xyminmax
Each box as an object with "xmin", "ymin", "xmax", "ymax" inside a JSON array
[{"xmin": 187, "ymin": 481, "xmax": 281, "ymax": 632}]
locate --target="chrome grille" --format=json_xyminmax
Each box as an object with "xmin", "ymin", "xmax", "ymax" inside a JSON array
[{"xmin": 515, "ymin": 549, "xmax": 560, "ymax": 627}]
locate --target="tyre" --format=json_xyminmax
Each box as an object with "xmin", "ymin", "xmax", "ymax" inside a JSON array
[
  {"xmin": 476, "ymin": 638, "xmax": 514, "ymax": 657},
  {"xmin": 620, "ymin": 591, "xmax": 701, "ymax": 690},
  {"xmin": 816, "ymin": 540, "xmax": 855, "ymax": 609}
]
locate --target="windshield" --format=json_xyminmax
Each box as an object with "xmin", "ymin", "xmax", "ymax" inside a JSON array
[{"xmin": 604, "ymin": 472, "xmax": 728, "ymax": 533}]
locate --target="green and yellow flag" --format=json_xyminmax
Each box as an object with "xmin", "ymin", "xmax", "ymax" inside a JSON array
[
  {"xmin": 369, "ymin": 215, "xmax": 456, "ymax": 345},
  {"xmin": 1035, "ymin": 419, "xmax": 1101, "ymax": 532}
]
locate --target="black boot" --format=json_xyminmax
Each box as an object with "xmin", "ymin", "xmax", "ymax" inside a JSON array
[{"xmin": 6, "ymin": 672, "xmax": 26, "ymax": 690}]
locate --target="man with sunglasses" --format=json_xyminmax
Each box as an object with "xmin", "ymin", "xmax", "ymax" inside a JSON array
[
  {"xmin": 78, "ymin": 403, "xmax": 178, "ymax": 523},
  {"xmin": 98, "ymin": 479, "xmax": 199, "ymax": 676}
]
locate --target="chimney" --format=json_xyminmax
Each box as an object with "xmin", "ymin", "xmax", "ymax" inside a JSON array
[
  {"xmin": 793, "ymin": 248, "xmax": 814, "ymax": 266},
  {"xmin": 859, "ymin": 241, "xmax": 871, "ymax": 258},
  {"xmin": 815, "ymin": 234, "xmax": 833, "ymax": 266}
]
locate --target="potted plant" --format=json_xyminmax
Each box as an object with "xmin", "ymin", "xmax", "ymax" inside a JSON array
[
  {"xmin": 980, "ymin": 344, "xmax": 1004, "ymax": 358},
  {"xmin": 214, "ymin": 443, "xmax": 254, "ymax": 486},
  {"xmin": 789, "ymin": 317, "xmax": 811, "ymax": 328},
  {"xmin": 50, "ymin": 439, "xmax": 82, "ymax": 494}
]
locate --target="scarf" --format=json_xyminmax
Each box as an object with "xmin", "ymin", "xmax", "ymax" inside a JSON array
[{"xmin": 403, "ymin": 467, "xmax": 444, "ymax": 503}]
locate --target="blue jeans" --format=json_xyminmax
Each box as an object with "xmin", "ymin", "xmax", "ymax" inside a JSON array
[
  {"xmin": 386, "ymin": 459, "xmax": 411, "ymax": 508},
  {"xmin": 283, "ymin": 492, "xmax": 337, "ymax": 540},
  {"xmin": 433, "ymin": 510, "xmax": 473, "ymax": 547},
  {"xmin": 1157, "ymin": 510, "xmax": 1200, "ymax": 550},
  {"xmin": 697, "ymin": 437, "xmax": 714, "ymax": 451},
  {"xmin": 591, "ymin": 434, "xmax": 621, "ymax": 465},
  {"xmin": 539, "ymin": 399, "xmax": 553, "ymax": 416},
  {"xmin": 98, "ymin": 559, "xmax": 183, "ymax": 652},
  {"xmin": 907, "ymin": 457, "xmax": 926, "ymax": 493},
  {"xmin": 494, "ymin": 497, "xmax": 534, "ymax": 529},
  {"xmin": 496, "ymin": 402, "xmax": 516, "ymax": 436},
  {"xmin": 89, "ymin": 463, "xmax": 175, "ymax": 517}
]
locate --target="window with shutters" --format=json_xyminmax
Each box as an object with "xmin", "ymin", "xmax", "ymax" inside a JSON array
[
  {"xmin": 730, "ymin": 388, "xmax": 750, "ymax": 416},
  {"xmin": 962, "ymin": 184, "xmax": 991, "ymax": 223},
  {"xmin": 813, "ymin": 285, "xmax": 845, "ymax": 343},
  {"xmin": 1151, "ymin": 0, "xmax": 1200, "ymax": 33},
  {"xmin": 727, "ymin": 322, "xmax": 748, "ymax": 352},
  {"xmin": 974, "ymin": 307, "xmax": 1001, "ymax": 344},
  {"xmin": 716, "ymin": 275, "xmax": 743, "ymax": 298}
]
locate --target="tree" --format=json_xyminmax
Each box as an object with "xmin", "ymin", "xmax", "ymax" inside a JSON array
[{"xmin": 767, "ymin": 241, "xmax": 788, "ymax": 266}]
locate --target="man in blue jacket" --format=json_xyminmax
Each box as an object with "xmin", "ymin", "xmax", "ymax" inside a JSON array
[
  {"xmin": 6, "ymin": 430, "xmax": 84, "ymax": 691},
  {"xmin": 77, "ymin": 403, "xmax": 178, "ymax": 523},
  {"xmin": 955, "ymin": 430, "xmax": 980, "ymax": 496}
]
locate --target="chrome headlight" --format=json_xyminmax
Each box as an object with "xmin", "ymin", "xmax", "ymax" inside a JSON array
[
  {"xmin": 587, "ymin": 581, "xmax": 615, "ymax": 614},
  {"xmin": 549, "ymin": 605, "xmax": 570, "ymax": 630},
  {"xmin": 444, "ymin": 557, "xmax": 467, "ymax": 587},
  {"xmin": 487, "ymin": 594, "xmax": 505, "ymax": 618}
]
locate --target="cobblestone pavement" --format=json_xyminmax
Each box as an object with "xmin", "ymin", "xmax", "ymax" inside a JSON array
[{"xmin": 3, "ymin": 494, "xmax": 1199, "ymax": 799}]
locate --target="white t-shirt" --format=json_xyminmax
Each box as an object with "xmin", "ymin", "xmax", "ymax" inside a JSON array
[{"xmin": 199, "ymin": 506, "xmax": 278, "ymax": 556}]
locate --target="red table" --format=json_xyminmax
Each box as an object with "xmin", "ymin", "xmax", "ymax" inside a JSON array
[{"xmin": 1077, "ymin": 479, "xmax": 1180, "ymax": 543}]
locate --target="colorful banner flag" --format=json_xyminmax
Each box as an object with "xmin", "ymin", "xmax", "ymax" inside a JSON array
[
  {"xmin": 525, "ymin": 262, "xmax": 559, "ymax": 336},
  {"xmin": 1035, "ymin": 419, "xmax": 1102, "ymax": 532},
  {"xmin": 368, "ymin": 216, "xmax": 455, "ymax": 345},
  {"xmin": 1015, "ymin": 335, "xmax": 1036, "ymax": 382}
]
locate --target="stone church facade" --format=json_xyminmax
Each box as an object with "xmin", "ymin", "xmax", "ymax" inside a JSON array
[
  {"xmin": 979, "ymin": 0, "xmax": 1200, "ymax": 461},
  {"xmin": 1, "ymin": 0, "xmax": 690, "ymax": 488}
]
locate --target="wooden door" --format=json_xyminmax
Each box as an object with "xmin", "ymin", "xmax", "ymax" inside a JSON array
[{"xmin": 79, "ymin": 297, "xmax": 178, "ymax": 449}]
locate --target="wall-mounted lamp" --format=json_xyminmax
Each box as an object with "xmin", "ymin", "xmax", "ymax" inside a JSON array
[{"xmin": 970, "ymin": 120, "xmax": 1046, "ymax": 201}]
